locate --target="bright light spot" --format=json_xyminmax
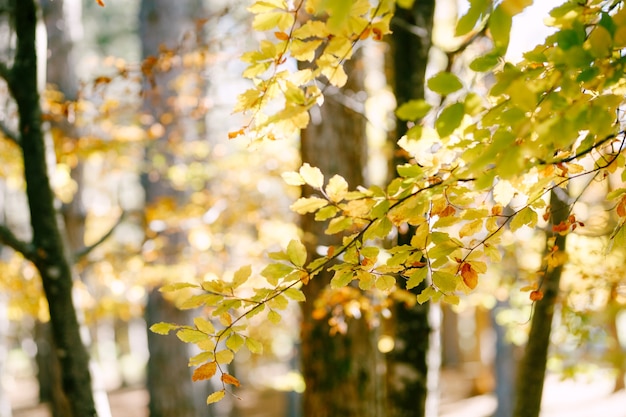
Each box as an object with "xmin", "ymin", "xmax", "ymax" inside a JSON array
[
  {"xmin": 188, "ymin": 228, "xmax": 212, "ymax": 251},
  {"xmin": 378, "ymin": 335, "xmax": 395, "ymax": 353}
]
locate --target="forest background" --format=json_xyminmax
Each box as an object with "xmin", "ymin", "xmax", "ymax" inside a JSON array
[{"xmin": 0, "ymin": 1, "xmax": 625, "ymax": 417}]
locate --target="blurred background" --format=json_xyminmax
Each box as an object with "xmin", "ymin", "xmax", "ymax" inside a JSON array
[{"xmin": 0, "ymin": 0, "xmax": 625, "ymax": 416}]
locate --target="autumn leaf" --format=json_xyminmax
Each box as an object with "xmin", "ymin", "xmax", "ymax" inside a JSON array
[
  {"xmin": 529, "ymin": 290, "xmax": 544, "ymax": 301},
  {"xmin": 460, "ymin": 262, "xmax": 478, "ymax": 290},
  {"xmin": 221, "ymin": 373, "xmax": 241, "ymax": 387},
  {"xmin": 207, "ymin": 390, "xmax": 226, "ymax": 404},
  {"xmin": 96, "ymin": 0, "xmax": 105, "ymax": 6},
  {"xmin": 192, "ymin": 361, "xmax": 217, "ymax": 382}
]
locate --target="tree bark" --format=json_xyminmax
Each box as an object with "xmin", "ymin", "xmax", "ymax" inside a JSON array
[
  {"xmin": 300, "ymin": 52, "xmax": 383, "ymax": 417},
  {"xmin": 7, "ymin": 1, "xmax": 96, "ymax": 416},
  {"xmin": 386, "ymin": 2, "xmax": 436, "ymax": 416},
  {"xmin": 513, "ymin": 189, "xmax": 569, "ymax": 417},
  {"xmin": 39, "ymin": 1, "xmax": 92, "ymax": 415},
  {"xmin": 138, "ymin": 1, "xmax": 210, "ymax": 416}
]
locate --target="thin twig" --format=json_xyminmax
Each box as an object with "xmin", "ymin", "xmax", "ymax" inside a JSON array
[
  {"xmin": 73, "ymin": 211, "xmax": 126, "ymax": 261},
  {"xmin": 0, "ymin": 120, "xmax": 19, "ymax": 145},
  {"xmin": 0, "ymin": 224, "xmax": 36, "ymax": 262}
]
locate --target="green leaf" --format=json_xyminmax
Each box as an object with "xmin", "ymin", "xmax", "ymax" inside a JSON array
[
  {"xmin": 427, "ymin": 72, "xmax": 464, "ymax": 95},
  {"xmin": 416, "ymin": 286, "xmax": 435, "ymax": 304},
  {"xmin": 290, "ymin": 196, "xmax": 328, "ymax": 214},
  {"xmin": 456, "ymin": 0, "xmax": 488, "ymax": 36},
  {"xmin": 287, "ymin": 239, "xmax": 307, "ymax": 267},
  {"xmin": 432, "ymin": 271, "xmax": 458, "ymax": 293},
  {"xmin": 406, "ymin": 268, "xmax": 428, "ymax": 290},
  {"xmin": 226, "ymin": 333, "xmax": 245, "ymax": 352},
  {"xmin": 375, "ymin": 275, "xmax": 396, "ymax": 291},
  {"xmin": 315, "ymin": 205, "xmax": 339, "ymax": 221},
  {"xmin": 150, "ymin": 322, "xmax": 180, "ymax": 335},
  {"xmin": 396, "ymin": 0, "xmax": 415, "ymax": 9},
  {"xmin": 489, "ymin": 5, "xmax": 512, "ymax": 54},
  {"xmin": 268, "ymin": 294, "xmax": 289, "ymax": 310},
  {"xmin": 284, "ymin": 287, "xmax": 306, "ymax": 302},
  {"xmin": 396, "ymin": 99, "xmax": 432, "ymax": 121},
  {"xmin": 268, "ymin": 309, "xmax": 282, "ymax": 324},
  {"xmin": 326, "ymin": 216, "xmax": 353, "ymax": 234},
  {"xmin": 397, "ymin": 163, "xmax": 424, "ymax": 178},
  {"xmin": 357, "ymin": 270, "xmax": 375, "ymax": 290},
  {"xmin": 435, "ymin": 102, "xmax": 465, "ymax": 137},
  {"xmin": 509, "ymin": 207, "xmax": 538, "ymax": 232},
  {"xmin": 261, "ymin": 263, "xmax": 295, "ymax": 285},
  {"xmin": 470, "ymin": 53, "xmax": 500, "ymax": 72},
  {"xmin": 330, "ymin": 269, "xmax": 353, "ymax": 289}
]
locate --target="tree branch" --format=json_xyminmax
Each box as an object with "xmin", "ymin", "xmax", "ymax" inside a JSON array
[
  {"xmin": 73, "ymin": 211, "xmax": 126, "ymax": 261},
  {"xmin": 0, "ymin": 224, "xmax": 37, "ymax": 262},
  {"xmin": 0, "ymin": 120, "xmax": 19, "ymax": 145},
  {"xmin": 0, "ymin": 62, "xmax": 10, "ymax": 83}
]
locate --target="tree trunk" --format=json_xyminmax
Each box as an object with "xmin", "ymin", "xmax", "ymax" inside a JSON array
[
  {"xmin": 7, "ymin": 1, "xmax": 96, "ymax": 416},
  {"xmin": 138, "ymin": 1, "xmax": 210, "ymax": 416},
  {"xmin": 513, "ymin": 189, "xmax": 569, "ymax": 417},
  {"xmin": 39, "ymin": 1, "xmax": 93, "ymax": 415},
  {"xmin": 386, "ymin": 2, "xmax": 436, "ymax": 416},
  {"xmin": 300, "ymin": 52, "xmax": 383, "ymax": 417}
]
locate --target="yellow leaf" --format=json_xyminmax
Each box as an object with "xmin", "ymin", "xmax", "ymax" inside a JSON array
[
  {"xmin": 287, "ymin": 239, "xmax": 307, "ymax": 267},
  {"xmin": 226, "ymin": 333, "xmax": 245, "ymax": 352},
  {"xmin": 587, "ymin": 25, "xmax": 612, "ymax": 58},
  {"xmin": 500, "ymin": 0, "xmax": 532, "ymax": 16},
  {"xmin": 221, "ymin": 373, "xmax": 241, "ymax": 387},
  {"xmin": 325, "ymin": 175, "xmax": 348, "ymax": 202},
  {"xmin": 150, "ymin": 322, "xmax": 180, "ymax": 335},
  {"xmin": 252, "ymin": 11, "xmax": 293, "ymax": 31},
  {"xmin": 290, "ymin": 196, "xmax": 328, "ymax": 214},
  {"xmin": 188, "ymin": 351, "xmax": 214, "ymax": 367},
  {"xmin": 281, "ymin": 171, "xmax": 305, "ymax": 186},
  {"xmin": 215, "ymin": 349, "xmax": 235, "ymax": 365},
  {"xmin": 207, "ymin": 390, "xmax": 226, "ymax": 404},
  {"xmin": 268, "ymin": 309, "xmax": 282, "ymax": 324},
  {"xmin": 459, "ymin": 219, "xmax": 484, "ymax": 238},
  {"xmin": 192, "ymin": 362, "xmax": 217, "ymax": 382},
  {"xmin": 321, "ymin": 62, "xmax": 348, "ymax": 87},
  {"xmin": 232, "ymin": 265, "xmax": 252, "ymax": 288},
  {"xmin": 194, "ymin": 317, "xmax": 215, "ymax": 335},
  {"xmin": 246, "ymin": 337, "xmax": 264, "ymax": 354},
  {"xmin": 299, "ymin": 163, "xmax": 324, "ymax": 188},
  {"xmin": 177, "ymin": 329, "xmax": 209, "ymax": 344},
  {"xmin": 375, "ymin": 275, "xmax": 396, "ymax": 292}
]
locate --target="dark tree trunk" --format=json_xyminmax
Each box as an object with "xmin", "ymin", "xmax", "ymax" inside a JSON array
[
  {"xmin": 386, "ymin": 2, "xmax": 436, "ymax": 416},
  {"xmin": 300, "ymin": 53, "xmax": 383, "ymax": 417},
  {"xmin": 39, "ymin": 1, "xmax": 90, "ymax": 415},
  {"xmin": 6, "ymin": 1, "xmax": 96, "ymax": 416},
  {"xmin": 513, "ymin": 189, "xmax": 569, "ymax": 417}
]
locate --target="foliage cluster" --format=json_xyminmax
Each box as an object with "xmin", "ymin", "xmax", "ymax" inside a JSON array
[{"xmin": 153, "ymin": 0, "xmax": 626, "ymax": 403}]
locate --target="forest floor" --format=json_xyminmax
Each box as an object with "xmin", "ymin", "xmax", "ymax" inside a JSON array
[{"xmin": 8, "ymin": 368, "xmax": 626, "ymax": 417}]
